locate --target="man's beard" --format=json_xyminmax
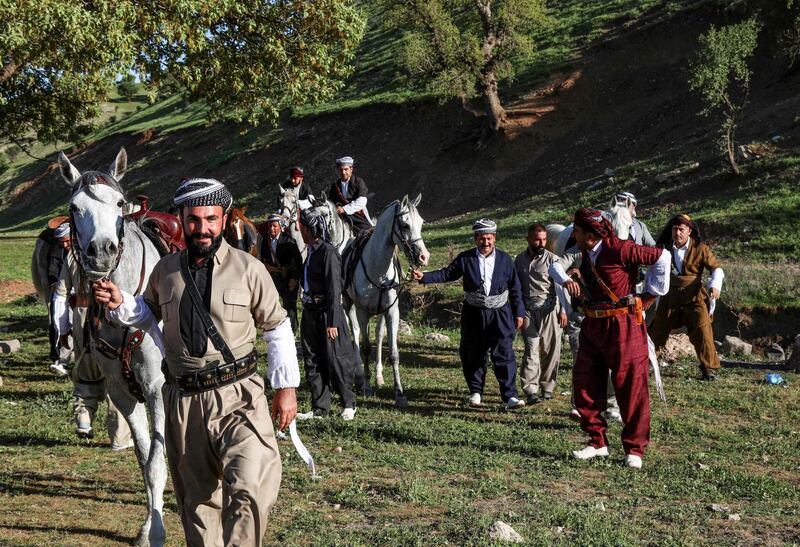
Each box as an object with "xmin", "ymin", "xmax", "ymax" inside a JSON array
[
  {"xmin": 187, "ymin": 232, "xmax": 224, "ymax": 259},
  {"xmin": 529, "ymin": 245, "xmax": 545, "ymax": 256}
]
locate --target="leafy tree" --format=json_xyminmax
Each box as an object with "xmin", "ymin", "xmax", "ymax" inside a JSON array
[
  {"xmin": 0, "ymin": 1, "xmax": 365, "ymax": 147},
  {"xmin": 689, "ymin": 18, "xmax": 761, "ymax": 176},
  {"xmin": 387, "ymin": 0, "xmax": 548, "ymax": 134},
  {"xmin": 117, "ymin": 74, "xmax": 140, "ymax": 100}
]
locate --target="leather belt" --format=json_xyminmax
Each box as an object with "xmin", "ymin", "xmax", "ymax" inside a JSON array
[
  {"xmin": 164, "ymin": 350, "xmax": 258, "ymax": 394},
  {"xmin": 584, "ymin": 296, "xmax": 644, "ymax": 324}
]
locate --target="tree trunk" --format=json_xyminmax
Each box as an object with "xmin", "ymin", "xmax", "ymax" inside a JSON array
[
  {"xmin": 724, "ymin": 119, "xmax": 741, "ymax": 176},
  {"xmin": 1, "ymin": 58, "xmax": 18, "ymax": 84},
  {"xmin": 481, "ymin": 70, "xmax": 506, "ymax": 132}
]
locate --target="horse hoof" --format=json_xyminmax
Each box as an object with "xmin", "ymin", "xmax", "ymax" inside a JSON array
[
  {"xmin": 394, "ymin": 396, "xmax": 408, "ymax": 408},
  {"xmin": 376, "ymin": 377, "xmax": 385, "ymax": 387}
]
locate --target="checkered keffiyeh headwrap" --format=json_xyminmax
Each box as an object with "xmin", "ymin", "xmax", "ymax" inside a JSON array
[
  {"xmin": 472, "ymin": 218, "xmax": 497, "ymax": 235},
  {"xmin": 300, "ymin": 208, "xmax": 328, "ymax": 241},
  {"xmin": 574, "ymin": 207, "xmax": 614, "ymax": 239},
  {"xmin": 53, "ymin": 222, "xmax": 71, "ymax": 239},
  {"xmin": 173, "ymin": 178, "xmax": 233, "ymax": 211}
]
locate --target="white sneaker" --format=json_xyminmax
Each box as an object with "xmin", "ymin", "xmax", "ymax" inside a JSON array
[
  {"xmin": 505, "ymin": 396, "xmax": 526, "ymax": 410},
  {"xmin": 49, "ymin": 362, "xmax": 69, "ymax": 377},
  {"xmin": 605, "ymin": 408, "xmax": 623, "ymax": 424},
  {"xmin": 625, "ymin": 454, "xmax": 643, "ymax": 469},
  {"xmin": 468, "ymin": 393, "xmax": 482, "ymax": 407},
  {"xmin": 571, "ymin": 445, "xmax": 609, "ymax": 460},
  {"xmin": 110, "ymin": 439, "xmax": 135, "ymax": 451},
  {"xmin": 570, "ymin": 408, "xmax": 581, "ymax": 421},
  {"xmin": 341, "ymin": 407, "xmax": 356, "ymax": 421}
]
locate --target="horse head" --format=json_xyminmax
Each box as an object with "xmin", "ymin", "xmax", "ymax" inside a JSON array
[
  {"xmin": 60, "ymin": 147, "xmax": 130, "ymax": 279},
  {"xmin": 225, "ymin": 206, "xmax": 260, "ymax": 256},
  {"xmin": 394, "ymin": 194, "xmax": 429, "ymax": 267},
  {"xmin": 277, "ymin": 184, "xmax": 298, "ymax": 223},
  {"xmin": 608, "ymin": 200, "xmax": 633, "ymax": 240}
]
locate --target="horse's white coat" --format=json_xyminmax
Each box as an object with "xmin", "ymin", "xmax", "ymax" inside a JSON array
[{"xmin": 277, "ymin": 186, "xmax": 307, "ymax": 260}]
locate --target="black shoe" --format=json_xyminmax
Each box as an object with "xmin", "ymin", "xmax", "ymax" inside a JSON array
[
  {"xmin": 701, "ymin": 368, "xmax": 716, "ymax": 381},
  {"xmin": 543, "ymin": 392, "xmax": 553, "ymax": 401},
  {"xmin": 525, "ymin": 394, "xmax": 540, "ymax": 405}
]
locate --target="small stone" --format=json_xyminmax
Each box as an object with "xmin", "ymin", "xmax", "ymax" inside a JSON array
[
  {"xmin": 333, "ymin": 446, "xmax": 343, "ymax": 453},
  {"xmin": 0, "ymin": 339, "xmax": 21, "ymax": 353},
  {"xmin": 728, "ymin": 513, "xmax": 741, "ymax": 521},
  {"xmin": 424, "ymin": 332, "xmax": 450, "ymax": 344},
  {"xmin": 560, "ymin": 391, "xmax": 570, "ymax": 396},
  {"xmin": 765, "ymin": 343, "xmax": 785, "ymax": 362},
  {"xmin": 487, "ymin": 521, "xmax": 523, "ymax": 543},
  {"xmin": 722, "ymin": 336, "xmax": 752, "ymax": 356},
  {"xmin": 332, "ymin": 504, "xmax": 341, "ymax": 510},
  {"xmin": 595, "ymin": 501, "xmax": 606, "ymax": 511},
  {"xmin": 554, "ymin": 526, "xmax": 565, "ymax": 534},
  {"xmin": 398, "ymin": 320, "xmax": 413, "ymax": 336},
  {"xmin": 708, "ymin": 503, "xmax": 730, "ymax": 513},
  {"xmin": 604, "ymin": 168, "xmax": 616, "ymax": 177},
  {"xmin": 697, "ymin": 463, "xmax": 710, "ymax": 470}
]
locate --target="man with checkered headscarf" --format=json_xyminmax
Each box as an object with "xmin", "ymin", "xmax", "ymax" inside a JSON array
[
  {"xmin": 93, "ymin": 177, "xmax": 300, "ymax": 545},
  {"xmin": 412, "ymin": 219, "xmax": 527, "ymax": 410}
]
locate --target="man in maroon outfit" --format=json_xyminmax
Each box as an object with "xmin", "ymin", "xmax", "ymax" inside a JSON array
[{"xmin": 550, "ymin": 208, "xmax": 670, "ymax": 468}]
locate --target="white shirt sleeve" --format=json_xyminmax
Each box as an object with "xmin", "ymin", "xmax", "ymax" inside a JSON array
[
  {"xmin": 52, "ymin": 292, "xmax": 71, "ymax": 338},
  {"xmin": 643, "ymin": 249, "xmax": 672, "ymax": 296},
  {"xmin": 107, "ymin": 291, "xmax": 165, "ymax": 356},
  {"xmin": 261, "ymin": 317, "xmax": 301, "ymax": 389},
  {"xmin": 342, "ymin": 196, "xmax": 368, "ymax": 216},
  {"xmin": 708, "ymin": 267, "xmax": 724, "ymax": 292},
  {"xmin": 298, "ymin": 197, "xmax": 313, "ymax": 210},
  {"xmin": 548, "ymin": 262, "xmax": 571, "ymax": 286},
  {"xmin": 554, "ymin": 282, "xmax": 571, "ymax": 316}
]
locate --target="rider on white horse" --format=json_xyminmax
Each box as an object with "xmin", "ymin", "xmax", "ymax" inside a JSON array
[{"xmin": 280, "ymin": 166, "xmax": 315, "ymax": 211}]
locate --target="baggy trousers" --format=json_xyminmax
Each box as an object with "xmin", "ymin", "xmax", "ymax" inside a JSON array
[
  {"xmin": 650, "ymin": 291, "xmax": 720, "ymax": 370},
  {"xmin": 568, "ymin": 310, "xmax": 620, "ymax": 414},
  {"xmin": 520, "ymin": 306, "xmax": 562, "ymax": 397},
  {"xmin": 301, "ymin": 307, "xmax": 356, "ymax": 412},
  {"xmin": 163, "ymin": 374, "xmax": 281, "ymax": 547},
  {"xmin": 573, "ymin": 314, "xmax": 651, "ymax": 457},
  {"xmin": 460, "ymin": 303, "xmax": 519, "ymax": 402}
]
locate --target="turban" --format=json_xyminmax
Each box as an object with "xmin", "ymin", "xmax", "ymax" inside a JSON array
[
  {"xmin": 335, "ymin": 156, "xmax": 354, "ymax": 167},
  {"xmin": 266, "ymin": 213, "xmax": 287, "ymax": 228},
  {"xmin": 300, "ymin": 208, "xmax": 328, "ymax": 241},
  {"xmin": 290, "ymin": 166, "xmax": 304, "ymax": 179},
  {"xmin": 574, "ymin": 208, "xmax": 615, "ymax": 239},
  {"xmin": 611, "ymin": 191, "xmax": 637, "ymax": 209},
  {"xmin": 173, "ymin": 178, "xmax": 233, "ymax": 212},
  {"xmin": 472, "ymin": 218, "xmax": 497, "ymax": 235},
  {"xmin": 53, "ymin": 222, "xmax": 71, "ymax": 239},
  {"xmin": 656, "ymin": 214, "xmax": 701, "ymax": 247}
]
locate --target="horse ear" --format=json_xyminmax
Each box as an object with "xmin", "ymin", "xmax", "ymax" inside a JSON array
[
  {"xmin": 401, "ymin": 194, "xmax": 409, "ymax": 206},
  {"xmin": 320, "ymin": 191, "xmax": 327, "ymax": 203},
  {"xmin": 277, "ymin": 183, "xmax": 285, "ymax": 196},
  {"xmin": 109, "ymin": 147, "xmax": 127, "ymax": 182},
  {"xmin": 58, "ymin": 152, "xmax": 81, "ymax": 187},
  {"xmin": 412, "ymin": 193, "xmax": 422, "ymax": 207}
]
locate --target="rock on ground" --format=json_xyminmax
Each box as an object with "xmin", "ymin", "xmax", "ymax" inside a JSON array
[
  {"xmin": 0, "ymin": 339, "xmax": 21, "ymax": 353},
  {"xmin": 722, "ymin": 335, "xmax": 752, "ymax": 356},
  {"xmin": 398, "ymin": 319, "xmax": 412, "ymax": 336},
  {"xmin": 488, "ymin": 521, "xmax": 524, "ymax": 543},
  {"xmin": 765, "ymin": 343, "xmax": 785, "ymax": 362},
  {"xmin": 661, "ymin": 333, "xmax": 695, "ymax": 362},
  {"xmin": 424, "ymin": 332, "xmax": 450, "ymax": 343}
]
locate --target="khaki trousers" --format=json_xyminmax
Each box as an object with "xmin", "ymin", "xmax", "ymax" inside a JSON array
[
  {"xmin": 163, "ymin": 374, "xmax": 282, "ymax": 547},
  {"xmin": 520, "ymin": 306, "xmax": 562, "ymax": 397},
  {"xmin": 651, "ymin": 297, "xmax": 720, "ymax": 370}
]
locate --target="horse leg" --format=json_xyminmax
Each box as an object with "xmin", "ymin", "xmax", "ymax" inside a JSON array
[
  {"xmin": 374, "ymin": 315, "xmax": 386, "ymax": 387},
  {"xmin": 346, "ymin": 301, "xmax": 372, "ymax": 396},
  {"xmin": 355, "ymin": 306, "xmax": 373, "ymax": 396},
  {"xmin": 385, "ymin": 302, "xmax": 406, "ymax": 407}
]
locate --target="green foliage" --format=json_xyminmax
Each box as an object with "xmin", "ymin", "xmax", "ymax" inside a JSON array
[
  {"xmin": 116, "ymin": 73, "xmax": 139, "ymax": 100},
  {"xmin": 689, "ymin": 19, "xmax": 760, "ymax": 174},
  {"xmin": 386, "ymin": 0, "xmax": 548, "ymax": 103},
  {"xmin": 0, "ymin": 0, "xmax": 366, "ymax": 145}
]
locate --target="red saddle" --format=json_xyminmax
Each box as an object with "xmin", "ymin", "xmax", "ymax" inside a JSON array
[{"xmin": 130, "ymin": 195, "xmax": 185, "ymax": 253}]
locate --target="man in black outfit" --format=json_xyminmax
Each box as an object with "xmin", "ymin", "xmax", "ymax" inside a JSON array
[
  {"xmin": 296, "ymin": 208, "xmax": 358, "ymax": 421},
  {"xmin": 327, "ymin": 156, "xmax": 372, "ymax": 234},
  {"xmin": 279, "ymin": 166, "xmax": 315, "ymax": 212},
  {"xmin": 261, "ymin": 213, "xmax": 303, "ymax": 333}
]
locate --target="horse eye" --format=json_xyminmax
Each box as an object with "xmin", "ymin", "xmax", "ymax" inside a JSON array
[
  {"xmin": 69, "ymin": 204, "xmax": 77, "ymax": 213},
  {"xmin": 117, "ymin": 200, "xmax": 125, "ymax": 208}
]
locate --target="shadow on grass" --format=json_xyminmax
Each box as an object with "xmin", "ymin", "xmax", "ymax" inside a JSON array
[
  {"xmin": 0, "ymin": 433, "xmax": 73, "ymax": 447},
  {"xmin": 0, "ymin": 523, "xmax": 132, "ymax": 543}
]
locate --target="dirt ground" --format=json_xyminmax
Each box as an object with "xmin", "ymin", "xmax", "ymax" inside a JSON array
[{"xmin": 0, "ymin": 280, "xmax": 35, "ymax": 304}]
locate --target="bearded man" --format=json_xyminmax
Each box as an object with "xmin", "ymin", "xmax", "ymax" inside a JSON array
[{"xmin": 93, "ymin": 178, "xmax": 299, "ymax": 546}]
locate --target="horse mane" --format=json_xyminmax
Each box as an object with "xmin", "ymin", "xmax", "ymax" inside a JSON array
[{"xmin": 70, "ymin": 170, "xmax": 126, "ymax": 201}]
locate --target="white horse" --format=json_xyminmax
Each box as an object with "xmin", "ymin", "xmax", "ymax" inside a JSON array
[
  {"xmin": 277, "ymin": 185, "xmax": 307, "ymax": 260},
  {"xmin": 310, "ymin": 195, "xmax": 429, "ymax": 406},
  {"xmin": 59, "ymin": 148, "xmax": 167, "ymax": 546}
]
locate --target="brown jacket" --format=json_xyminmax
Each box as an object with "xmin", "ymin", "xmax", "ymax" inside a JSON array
[
  {"xmin": 666, "ymin": 239, "xmax": 720, "ymax": 307},
  {"xmin": 144, "ymin": 239, "xmax": 286, "ymax": 374}
]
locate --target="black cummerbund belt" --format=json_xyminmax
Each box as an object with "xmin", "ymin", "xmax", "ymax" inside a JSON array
[
  {"xmin": 163, "ymin": 350, "xmax": 258, "ymax": 394},
  {"xmin": 302, "ymin": 294, "xmax": 327, "ymax": 310}
]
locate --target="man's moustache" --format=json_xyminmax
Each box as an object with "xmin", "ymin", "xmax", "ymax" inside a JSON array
[{"xmin": 191, "ymin": 233, "xmax": 214, "ymax": 241}]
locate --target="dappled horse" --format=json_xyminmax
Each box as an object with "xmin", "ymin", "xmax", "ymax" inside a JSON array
[
  {"xmin": 225, "ymin": 206, "xmax": 261, "ymax": 258},
  {"xmin": 59, "ymin": 148, "xmax": 167, "ymax": 546},
  {"xmin": 310, "ymin": 194, "xmax": 429, "ymax": 406}
]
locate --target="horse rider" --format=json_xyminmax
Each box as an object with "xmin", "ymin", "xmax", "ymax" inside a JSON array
[
  {"xmin": 328, "ymin": 156, "xmax": 372, "ymax": 235},
  {"xmin": 296, "ymin": 208, "xmax": 358, "ymax": 421},
  {"xmin": 412, "ymin": 219, "xmax": 526, "ymax": 410},
  {"xmin": 51, "ymin": 222, "xmax": 132, "ymax": 448},
  {"xmin": 280, "ymin": 166, "xmax": 315, "ymax": 211},
  {"xmin": 93, "ymin": 178, "xmax": 299, "ymax": 546},
  {"xmin": 42, "ymin": 219, "xmax": 73, "ymax": 376},
  {"xmin": 611, "ymin": 191, "xmax": 655, "ymax": 246},
  {"xmin": 261, "ymin": 213, "xmax": 303, "ymax": 333},
  {"xmin": 514, "ymin": 223, "xmax": 568, "ymax": 405},
  {"xmin": 650, "ymin": 214, "xmax": 724, "ymax": 381},
  {"xmin": 549, "ymin": 208, "xmax": 670, "ymax": 469}
]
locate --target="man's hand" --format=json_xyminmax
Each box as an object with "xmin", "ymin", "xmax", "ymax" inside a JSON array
[
  {"xmin": 515, "ymin": 316, "xmax": 524, "ymax": 330},
  {"xmin": 92, "ymin": 279, "xmax": 123, "ymax": 310},
  {"xmin": 641, "ymin": 293, "xmax": 657, "ymax": 310},
  {"xmin": 558, "ymin": 311, "xmax": 568, "ymax": 329},
  {"xmin": 336, "ymin": 206, "xmax": 345, "ymax": 215},
  {"xmin": 58, "ymin": 332, "xmax": 72, "ymax": 350},
  {"xmin": 710, "ymin": 288, "xmax": 720, "ymax": 300},
  {"xmin": 564, "ymin": 279, "xmax": 582, "ymax": 297},
  {"xmin": 411, "ymin": 269, "xmax": 424, "ymax": 282},
  {"xmin": 271, "ymin": 387, "xmax": 297, "ymax": 431},
  {"xmin": 327, "ymin": 327, "xmax": 338, "ymax": 340}
]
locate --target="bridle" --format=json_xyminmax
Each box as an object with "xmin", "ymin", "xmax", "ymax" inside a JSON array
[{"xmin": 390, "ymin": 203, "xmax": 424, "ymax": 268}]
